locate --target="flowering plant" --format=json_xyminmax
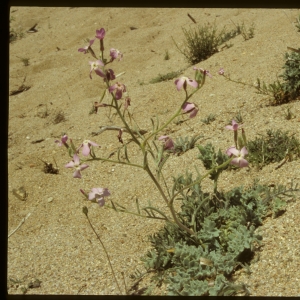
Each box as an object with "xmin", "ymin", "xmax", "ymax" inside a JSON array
[
  {"xmin": 56, "ymin": 28, "xmax": 251, "ymax": 294},
  {"xmin": 56, "ymin": 27, "xmax": 251, "ymax": 236}
]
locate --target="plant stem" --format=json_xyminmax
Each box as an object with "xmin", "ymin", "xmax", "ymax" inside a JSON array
[
  {"xmin": 144, "ymin": 164, "xmax": 196, "ymax": 237},
  {"xmin": 83, "ymin": 208, "xmax": 123, "ymax": 295},
  {"xmin": 171, "ymin": 157, "xmax": 234, "ymax": 203},
  {"xmin": 141, "ymin": 87, "xmax": 200, "ymax": 148},
  {"xmin": 85, "ymin": 157, "xmax": 144, "ymax": 168}
]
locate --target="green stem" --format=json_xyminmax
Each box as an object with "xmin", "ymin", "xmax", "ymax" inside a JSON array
[
  {"xmin": 141, "ymin": 87, "xmax": 200, "ymax": 149},
  {"xmin": 144, "ymin": 164, "xmax": 196, "ymax": 237},
  {"xmin": 83, "ymin": 208, "xmax": 123, "ymax": 295},
  {"xmin": 103, "ymin": 79, "xmax": 141, "ymax": 147},
  {"xmin": 106, "ymin": 202, "xmax": 174, "ymax": 223},
  {"xmin": 84, "ymin": 157, "xmax": 144, "ymax": 169},
  {"xmin": 171, "ymin": 157, "xmax": 234, "ymax": 204},
  {"xmin": 224, "ymin": 74, "xmax": 254, "ymax": 88}
]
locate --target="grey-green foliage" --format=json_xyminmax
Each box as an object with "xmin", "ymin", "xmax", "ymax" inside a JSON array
[
  {"xmin": 197, "ymin": 143, "xmax": 230, "ymax": 180},
  {"xmin": 174, "ymin": 23, "xmax": 226, "ymax": 65},
  {"xmin": 247, "ymin": 129, "xmax": 300, "ymax": 168},
  {"xmin": 201, "ymin": 113, "xmax": 216, "ymax": 124},
  {"xmin": 149, "ymin": 70, "xmax": 183, "ymax": 84},
  {"xmin": 173, "ymin": 21, "xmax": 253, "ymax": 65},
  {"xmin": 141, "ymin": 172, "xmax": 298, "ymax": 296},
  {"xmin": 279, "ymin": 49, "xmax": 300, "ymax": 101},
  {"xmin": 171, "ymin": 134, "xmax": 203, "ymax": 156},
  {"xmin": 256, "ymin": 49, "xmax": 300, "ymax": 105},
  {"xmin": 295, "ymin": 14, "xmax": 300, "ymax": 32},
  {"xmin": 234, "ymin": 21, "xmax": 255, "ymax": 41}
]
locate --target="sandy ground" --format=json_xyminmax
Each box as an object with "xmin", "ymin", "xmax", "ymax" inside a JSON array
[{"xmin": 8, "ymin": 7, "xmax": 300, "ymax": 295}]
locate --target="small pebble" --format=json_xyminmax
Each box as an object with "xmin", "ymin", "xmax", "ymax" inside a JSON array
[
  {"xmin": 47, "ymin": 197, "xmax": 53, "ymax": 203},
  {"xmin": 26, "ymin": 136, "xmax": 30, "ymax": 139}
]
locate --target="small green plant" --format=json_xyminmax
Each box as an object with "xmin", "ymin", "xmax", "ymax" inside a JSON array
[
  {"xmin": 227, "ymin": 111, "xmax": 243, "ymax": 125},
  {"xmin": 279, "ymin": 49, "xmax": 300, "ymax": 100},
  {"xmin": 173, "ymin": 22, "xmax": 226, "ymax": 65},
  {"xmin": 201, "ymin": 113, "xmax": 216, "ymax": 124},
  {"xmin": 295, "ymin": 14, "xmax": 300, "ymax": 32},
  {"xmin": 164, "ymin": 50, "xmax": 170, "ymax": 60},
  {"xmin": 149, "ymin": 70, "xmax": 184, "ymax": 84},
  {"xmin": 255, "ymin": 49, "xmax": 300, "ymax": 105},
  {"xmin": 171, "ymin": 134, "xmax": 203, "ymax": 156},
  {"xmin": 231, "ymin": 20, "xmax": 255, "ymax": 41},
  {"xmin": 247, "ymin": 129, "xmax": 300, "ymax": 169},
  {"xmin": 284, "ymin": 107, "xmax": 295, "ymax": 120},
  {"xmin": 140, "ymin": 174, "xmax": 298, "ymax": 295}
]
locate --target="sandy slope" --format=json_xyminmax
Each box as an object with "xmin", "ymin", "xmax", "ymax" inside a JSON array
[{"xmin": 8, "ymin": 7, "xmax": 300, "ymax": 295}]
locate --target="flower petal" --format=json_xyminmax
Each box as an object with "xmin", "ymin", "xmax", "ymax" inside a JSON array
[
  {"xmin": 79, "ymin": 164, "xmax": 89, "ymax": 171},
  {"xmin": 73, "ymin": 154, "xmax": 80, "ymax": 166},
  {"xmin": 239, "ymin": 158, "xmax": 249, "ymax": 168},
  {"xmin": 175, "ymin": 78, "xmax": 184, "ymax": 91},
  {"xmin": 65, "ymin": 161, "xmax": 75, "ymax": 168},
  {"xmin": 73, "ymin": 170, "xmax": 82, "ymax": 178},
  {"xmin": 189, "ymin": 107, "xmax": 199, "ymax": 118},
  {"xmin": 187, "ymin": 79, "xmax": 198, "ymax": 88},
  {"xmin": 240, "ymin": 146, "xmax": 248, "ymax": 156},
  {"xmin": 227, "ymin": 147, "xmax": 239, "ymax": 157},
  {"xmin": 82, "ymin": 144, "xmax": 90, "ymax": 156}
]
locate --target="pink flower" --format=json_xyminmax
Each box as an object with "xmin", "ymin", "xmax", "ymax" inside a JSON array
[
  {"xmin": 110, "ymin": 48, "xmax": 123, "ymax": 61},
  {"xmin": 95, "ymin": 28, "xmax": 105, "ymax": 40},
  {"xmin": 182, "ymin": 102, "xmax": 199, "ymax": 118},
  {"xmin": 225, "ymin": 120, "xmax": 242, "ymax": 131},
  {"xmin": 77, "ymin": 140, "xmax": 99, "ymax": 156},
  {"xmin": 226, "ymin": 146, "xmax": 249, "ymax": 168},
  {"xmin": 105, "ymin": 69, "xmax": 116, "ymax": 81},
  {"xmin": 109, "ymin": 82, "xmax": 126, "ymax": 100},
  {"xmin": 88, "ymin": 187, "xmax": 111, "ymax": 207},
  {"xmin": 124, "ymin": 97, "xmax": 131, "ymax": 110},
  {"xmin": 65, "ymin": 154, "xmax": 89, "ymax": 178},
  {"xmin": 78, "ymin": 39, "xmax": 95, "ymax": 54},
  {"xmin": 117, "ymin": 129, "xmax": 123, "ymax": 144},
  {"xmin": 158, "ymin": 135, "xmax": 174, "ymax": 150},
  {"xmin": 218, "ymin": 68, "xmax": 225, "ymax": 75},
  {"xmin": 193, "ymin": 66, "xmax": 212, "ymax": 78},
  {"xmin": 55, "ymin": 134, "xmax": 68, "ymax": 146},
  {"xmin": 89, "ymin": 60, "xmax": 105, "ymax": 79},
  {"xmin": 175, "ymin": 76, "xmax": 198, "ymax": 91}
]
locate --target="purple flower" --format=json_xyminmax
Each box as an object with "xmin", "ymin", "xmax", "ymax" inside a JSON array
[
  {"xmin": 175, "ymin": 76, "xmax": 198, "ymax": 91},
  {"xmin": 110, "ymin": 48, "xmax": 123, "ymax": 61},
  {"xmin": 65, "ymin": 154, "xmax": 89, "ymax": 178},
  {"xmin": 55, "ymin": 134, "xmax": 68, "ymax": 146},
  {"xmin": 77, "ymin": 140, "xmax": 99, "ymax": 156},
  {"xmin": 225, "ymin": 120, "xmax": 242, "ymax": 131},
  {"xmin": 158, "ymin": 135, "xmax": 174, "ymax": 150},
  {"xmin": 88, "ymin": 187, "xmax": 111, "ymax": 207},
  {"xmin": 109, "ymin": 82, "xmax": 126, "ymax": 100},
  {"xmin": 218, "ymin": 68, "xmax": 225, "ymax": 75},
  {"xmin": 89, "ymin": 60, "xmax": 105, "ymax": 79},
  {"xmin": 226, "ymin": 146, "xmax": 249, "ymax": 168},
  {"xmin": 78, "ymin": 39, "xmax": 95, "ymax": 54},
  {"xmin": 95, "ymin": 28, "xmax": 105, "ymax": 40},
  {"xmin": 182, "ymin": 102, "xmax": 199, "ymax": 118},
  {"xmin": 193, "ymin": 66, "xmax": 212, "ymax": 78}
]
